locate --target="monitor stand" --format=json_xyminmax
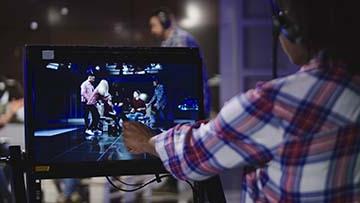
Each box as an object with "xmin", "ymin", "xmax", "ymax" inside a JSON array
[{"xmin": 7, "ymin": 145, "xmax": 226, "ymax": 203}]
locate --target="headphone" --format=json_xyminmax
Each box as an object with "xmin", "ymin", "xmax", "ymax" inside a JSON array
[
  {"xmin": 269, "ymin": 0, "xmax": 304, "ymax": 44},
  {"xmin": 154, "ymin": 9, "xmax": 172, "ymax": 30}
]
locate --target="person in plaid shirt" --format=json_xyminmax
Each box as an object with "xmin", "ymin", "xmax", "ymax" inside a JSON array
[{"xmin": 124, "ymin": 0, "xmax": 360, "ymax": 202}]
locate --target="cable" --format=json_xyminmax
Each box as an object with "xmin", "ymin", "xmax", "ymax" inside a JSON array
[
  {"xmin": 272, "ymin": 24, "xmax": 279, "ymax": 79},
  {"xmin": 106, "ymin": 174, "xmax": 172, "ymax": 192},
  {"xmin": 184, "ymin": 180, "xmax": 195, "ymax": 192},
  {"xmin": 111, "ymin": 176, "xmax": 143, "ymax": 187},
  {"xmin": 270, "ymin": 0, "xmax": 280, "ymax": 79},
  {"xmin": 106, "ymin": 174, "xmax": 195, "ymax": 193}
]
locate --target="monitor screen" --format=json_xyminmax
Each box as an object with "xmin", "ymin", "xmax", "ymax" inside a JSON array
[{"xmin": 24, "ymin": 46, "xmax": 204, "ymax": 178}]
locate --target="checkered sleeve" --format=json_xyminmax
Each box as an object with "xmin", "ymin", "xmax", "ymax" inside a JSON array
[{"xmin": 155, "ymin": 82, "xmax": 286, "ymax": 181}]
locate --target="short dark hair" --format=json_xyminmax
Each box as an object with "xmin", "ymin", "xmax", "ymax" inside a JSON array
[
  {"xmin": 151, "ymin": 76, "xmax": 160, "ymax": 83},
  {"xmin": 278, "ymin": 0, "xmax": 359, "ymax": 73},
  {"xmin": 150, "ymin": 7, "xmax": 173, "ymax": 29},
  {"xmin": 86, "ymin": 68, "xmax": 95, "ymax": 77},
  {"xmin": 0, "ymin": 76, "xmax": 24, "ymax": 99}
]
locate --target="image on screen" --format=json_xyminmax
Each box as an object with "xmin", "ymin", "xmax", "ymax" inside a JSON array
[{"xmin": 31, "ymin": 58, "xmax": 201, "ymax": 164}]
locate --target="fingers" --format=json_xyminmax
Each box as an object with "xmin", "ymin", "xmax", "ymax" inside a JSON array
[
  {"xmin": 127, "ymin": 148, "xmax": 142, "ymax": 154},
  {"xmin": 123, "ymin": 121, "xmax": 142, "ymax": 141},
  {"xmin": 132, "ymin": 121, "xmax": 150, "ymax": 130},
  {"xmin": 131, "ymin": 121, "xmax": 145, "ymax": 128},
  {"xmin": 123, "ymin": 121, "xmax": 129, "ymax": 129},
  {"xmin": 123, "ymin": 121, "xmax": 148, "ymax": 131},
  {"xmin": 125, "ymin": 142, "xmax": 144, "ymax": 154},
  {"xmin": 123, "ymin": 121, "xmax": 132, "ymax": 129},
  {"xmin": 123, "ymin": 121, "xmax": 140, "ymax": 131},
  {"xmin": 123, "ymin": 121, "xmax": 153, "ymax": 154}
]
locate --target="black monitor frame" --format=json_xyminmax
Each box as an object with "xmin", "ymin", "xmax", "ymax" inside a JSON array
[{"xmin": 24, "ymin": 45, "xmax": 204, "ymax": 179}]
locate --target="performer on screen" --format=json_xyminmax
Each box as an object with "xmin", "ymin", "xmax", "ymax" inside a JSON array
[
  {"xmin": 87, "ymin": 79, "xmax": 114, "ymax": 137},
  {"xmin": 130, "ymin": 90, "xmax": 146, "ymax": 114},
  {"xmin": 147, "ymin": 77, "xmax": 167, "ymax": 127},
  {"xmin": 80, "ymin": 70, "xmax": 98, "ymax": 137}
]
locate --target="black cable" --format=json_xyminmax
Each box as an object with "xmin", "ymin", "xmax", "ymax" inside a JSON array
[
  {"xmin": 106, "ymin": 174, "xmax": 195, "ymax": 193},
  {"xmin": 106, "ymin": 174, "xmax": 172, "ymax": 192},
  {"xmin": 272, "ymin": 27, "xmax": 279, "ymax": 79},
  {"xmin": 184, "ymin": 180, "xmax": 195, "ymax": 192},
  {"xmin": 111, "ymin": 176, "xmax": 143, "ymax": 187},
  {"xmin": 270, "ymin": 0, "xmax": 280, "ymax": 79}
]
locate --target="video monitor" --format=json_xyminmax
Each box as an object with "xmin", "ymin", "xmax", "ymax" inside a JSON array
[{"xmin": 24, "ymin": 46, "xmax": 204, "ymax": 178}]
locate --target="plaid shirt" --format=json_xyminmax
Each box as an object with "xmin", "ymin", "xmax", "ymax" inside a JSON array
[
  {"xmin": 161, "ymin": 27, "xmax": 200, "ymax": 48},
  {"xmin": 155, "ymin": 61, "xmax": 360, "ymax": 202}
]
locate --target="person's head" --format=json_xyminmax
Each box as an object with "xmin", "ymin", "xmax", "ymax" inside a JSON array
[
  {"xmin": 88, "ymin": 75, "xmax": 95, "ymax": 83},
  {"xmin": 274, "ymin": 0, "xmax": 359, "ymax": 73},
  {"xmin": 139, "ymin": 93, "xmax": 147, "ymax": 102},
  {"xmin": 152, "ymin": 80, "xmax": 158, "ymax": 87},
  {"xmin": 86, "ymin": 68, "xmax": 96, "ymax": 83},
  {"xmin": 133, "ymin": 90, "xmax": 140, "ymax": 99},
  {"xmin": 97, "ymin": 80, "xmax": 109, "ymax": 96},
  {"xmin": 0, "ymin": 76, "xmax": 24, "ymax": 100},
  {"xmin": 152, "ymin": 77, "xmax": 160, "ymax": 87},
  {"xmin": 149, "ymin": 8, "xmax": 174, "ymax": 39}
]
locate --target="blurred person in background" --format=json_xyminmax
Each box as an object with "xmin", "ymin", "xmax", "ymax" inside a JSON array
[
  {"xmin": 149, "ymin": 7, "xmax": 211, "ymax": 117},
  {"xmin": 0, "ymin": 76, "xmax": 24, "ymax": 128},
  {"xmin": 0, "ymin": 76, "xmax": 24, "ymax": 203},
  {"xmin": 54, "ymin": 178, "xmax": 86, "ymax": 203},
  {"xmin": 149, "ymin": 7, "xmax": 212, "ymax": 194}
]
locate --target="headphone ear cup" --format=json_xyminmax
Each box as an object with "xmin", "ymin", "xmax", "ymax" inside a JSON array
[
  {"xmin": 274, "ymin": 12, "xmax": 304, "ymax": 44},
  {"xmin": 270, "ymin": 0, "xmax": 304, "ymax": 44},
  {"xmin": 281, "ymin": 24, "xmax": 303, "ymax": 44},
  {"xmin": 158, "ymin": 11, "xmax": 171, "ymax": 29},
  {"xmin": 163, "ymin": 19, "xmax": 171, "ymax": 29}
]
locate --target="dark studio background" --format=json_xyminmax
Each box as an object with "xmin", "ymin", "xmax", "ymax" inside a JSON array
[
  {"xmin": 0, "ymin": 0, "xmax": 300, "ymax": 201},
  {"xmin": 0, "ymin": 0, "xmax": 220, "ymax": 111}
]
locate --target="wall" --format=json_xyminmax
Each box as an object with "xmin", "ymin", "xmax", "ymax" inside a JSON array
[
  {"xmin": 220, "ymin": 0, "xmax": 297, "ymax": 105},
  {"xmin": 218, "ymin": 0, "xmax": 297, "ymax": 200},
  {"xmin": 0, "ymin": 0, "xmax": 219, "ymax": 112}
]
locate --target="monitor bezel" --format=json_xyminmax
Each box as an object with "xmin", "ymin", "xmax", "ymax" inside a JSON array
[{"xmin": 24, "ymin": 45, "xmax": 205, "ymax": 179}]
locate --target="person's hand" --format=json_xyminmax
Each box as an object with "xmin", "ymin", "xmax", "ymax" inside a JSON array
[
  {"xmin": 0, "ymin": 98, "xmax": 23, "ymax": 129},
  {"xmin": 108, "ymin": 101, "xmax": 114, "ymax": 108},
  {"xmin": 123, "ymin": 121, "xmax": 156, "ymax": 155}
]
